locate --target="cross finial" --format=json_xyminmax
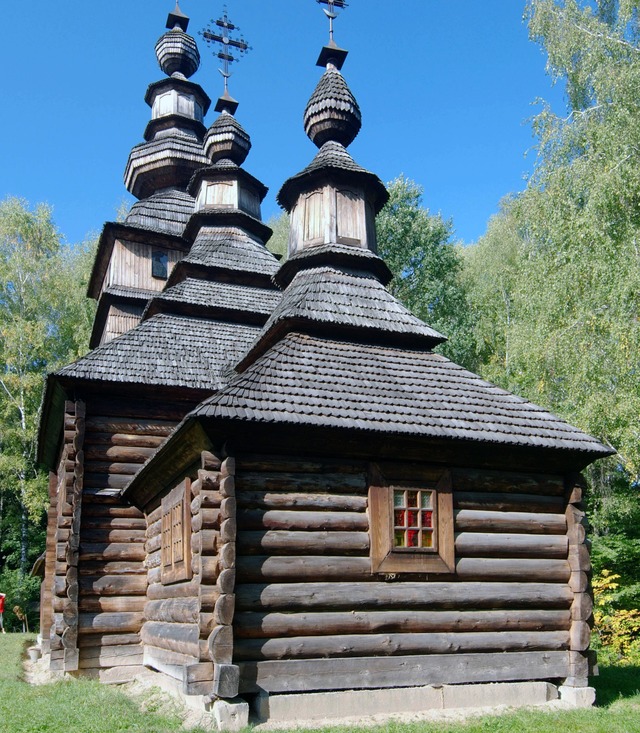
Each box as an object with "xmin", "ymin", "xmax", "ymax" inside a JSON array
[
  {"xmin": 200, "ymin": 7, "xmax": 251, "ymax": 98},
  {"xmin": 317, "ymin": 0, "xmax": 348, "ymax": 44}
]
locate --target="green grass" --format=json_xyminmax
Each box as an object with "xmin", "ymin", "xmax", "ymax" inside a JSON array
[
  {"xmin": 2, "ymin": 634, "xmax": 640, "ymax": 732},
  {"xmin": 0, "ymin": 634, "xmax": 208, "ymax": 733}
]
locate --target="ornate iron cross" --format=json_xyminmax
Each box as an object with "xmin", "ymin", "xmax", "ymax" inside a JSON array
[{"xmin": 200, "ymin": 8, "xmax": 251, "ymax": 94}]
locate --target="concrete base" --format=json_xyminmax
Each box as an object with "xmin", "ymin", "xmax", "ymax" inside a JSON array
[
  {"xmin": 558, "ymin": 685, "xmax": 596, "ymax": 708},
  {"xmin": 212, "ymin": 699, "xmax": 250, "ymax": 732},
  {"xmin": 253, "ymin": 681, "xmax": 559, "ymax": 723}
]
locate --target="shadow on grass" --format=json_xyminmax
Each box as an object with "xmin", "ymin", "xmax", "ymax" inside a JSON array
[{"xmin": 593, "ymin": 665, "xmax": 640, "ymax": 706}]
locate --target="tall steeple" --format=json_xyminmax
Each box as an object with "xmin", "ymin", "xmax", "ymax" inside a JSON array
[{"xmin": 124, "ymin": 3, "xmax": 210, "ymax": 199}]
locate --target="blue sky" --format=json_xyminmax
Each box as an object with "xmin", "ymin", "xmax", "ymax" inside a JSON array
[{"xmin": 2, "ymin": 1, "xmax": 565, "ymax": 246}]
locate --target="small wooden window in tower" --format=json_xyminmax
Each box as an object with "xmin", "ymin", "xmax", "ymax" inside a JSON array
[
  {"xmin": 369, "ymin": 467, "xmax": 454, "ymax": 574},
  {"xmin": 152, "ymin": 249, "xmax": 168, "ymax": 280},
  {"xmin": 161, "ymin": 479, "xmax": 192, "ymax": 584}
]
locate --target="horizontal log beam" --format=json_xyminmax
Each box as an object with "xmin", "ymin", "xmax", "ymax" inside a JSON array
[
  {"xmin": 234, "ymin": 630, "xmax": 570, "ymax": 661},
  {"xmin": 237, "ymin": 556, "xmax": 371, "ymax": 582},
  {"xmin": 141, "ymin": 621, "xmax": 201, "ymax": 658},
  {"xmin": 238, "ymin": 531, "xmax": 369, "ymax": 555},
  {"xmin": 238, "ymin": 510, "xmax": 368, "ymax": 532},
  {"xmin": 237, "ymin": 492, "xmax": 368, "ymax": 513},
  {"xmin": 237, "ymin": 651, "xmax": 570, "ymax": 693},
  {"xmin": 455, "ymin": 558, "xmax": 571, "ymax": 582},
  {"xmin": 455, "ymin": 492, "xmax": 563, "ymax": 514},
  {"xmin": 455, "ymin": 533, "xmax": 568, "ymax": 559},
  {"xmin": 145, "ymin": 598, "xmax": 200, "ymax": 625},
  {"xmin": 78, "ymin": 612, "xmax": 144, "ymax": 634},
  {"xmin": 234, "ymin": 609, "xmax": 572, "ymax": 639},
  {"xmin": 454, "ymin": 510, "xmax": 566, "ymax": 535},
  {"xmin": 235, "ymin": 472, "xmax": 366, "ymax": 493},
  {"xmin": 235, "ymin": 582, "xmax": 573, "ymax": 611}
]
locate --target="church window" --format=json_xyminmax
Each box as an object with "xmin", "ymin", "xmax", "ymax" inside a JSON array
[
  {"xmin": 161, "ymin": 479, "xmax": 192, "ymax": 584},
  {"xmin": 152, "ymin": 249, "xmax": 168, "ymax": 279},
  {"xmin": 369, "ymin": 468, "xmax": 454, "ymax": 574}
]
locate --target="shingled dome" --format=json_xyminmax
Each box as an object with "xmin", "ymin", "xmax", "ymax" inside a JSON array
[
  {"xmin": 304, "ymin": 67, "xmax": 362, "ymax": 148},
  {"xmin": 204, "ymin": 112, "xmax": 251, "ymax": 165},
  {"xmin": 155, "ymin": 27, "xmax": 200, "ymax": 79}
]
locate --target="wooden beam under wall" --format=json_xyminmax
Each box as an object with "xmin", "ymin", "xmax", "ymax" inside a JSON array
[{"xmin": 238, "ymin": 651, "xmax": 571, "ymax": 694}]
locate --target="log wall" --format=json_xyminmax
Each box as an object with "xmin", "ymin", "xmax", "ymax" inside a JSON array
[
  {"xmin": 74, "ymin": 407, "xmax": 179, "ymax": 681},
  {"xmin": 141, "ymin": 452, "xmax": 235, "ymax": 697},
  {"xmin": 232, "ymin": 456, "xmax": 581, "ymax": 694}
]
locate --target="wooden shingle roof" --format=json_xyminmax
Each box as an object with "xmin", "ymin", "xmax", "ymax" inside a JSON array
[
  {"xmin": 193, "ymin": 332, "xmax": 613, "ymax": 457},
  {"xmin": 142, "ymin": 277, "xmax": 281, "ymax": 321},
  {"xmin": 56, "ymin": 314, "xmax": 260, "ymax": 391},
  {"xmin": 179, "ymin": 226, "xmax": 279, "ymax": 276},
  {"xmin": 125, "ymin": 189, "xmax": 195, "ymax": 237}
]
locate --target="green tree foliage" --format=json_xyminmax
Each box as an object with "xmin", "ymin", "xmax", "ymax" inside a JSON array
[
  {"xmin": 0, "ymin": 197, "xmax": 95, "ymax": 630},
  {"xmin": 265, "ymin": 212, "xmax": 290, "ymax": 259},
  {"xmin": 376, "ymin": 176, "xmax": 477, "ymax": 368},
  {"xmin": 465, "ymin": 0, "xmax": 640, "ymax": 606}
]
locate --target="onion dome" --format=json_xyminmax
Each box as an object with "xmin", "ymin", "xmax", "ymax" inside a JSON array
[
  {"xmin": 304, "ymin": 66, "xmax": 361, "ymax": 148},
  {"xmin": 155, "ymin": 3, "xmax": 200, "ymax": 79},
  {"xmin": 204, "ymin": 111, "xmax": 251, "ymax": 165}
]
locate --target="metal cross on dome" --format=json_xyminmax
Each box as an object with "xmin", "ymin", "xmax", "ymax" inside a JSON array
[
  {"xmin": 200, "ymin": 7, "xmax": 251, "ymax": 95},
  {"xmin": 317, "ymin": 0, "xmax": 348, "ymax": 43}
]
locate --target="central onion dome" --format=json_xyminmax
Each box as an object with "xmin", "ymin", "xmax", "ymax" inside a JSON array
[{"xmin": 304, "ymin": 65, "xmax": 361, "ymax": 148}]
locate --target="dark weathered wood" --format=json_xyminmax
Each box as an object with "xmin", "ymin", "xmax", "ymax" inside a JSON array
[
  {"xmin": 148, "ymin": 580, "xmax": 201, "ymax": 600},
  {"xmin": 84, "ymin": 473, "xmax": 131, "ymax": 490},
  {"xmin": 235, "ymin": 472, "xmax": 367, "ymax": 493},
  {"xmin": 237, "ymin": 455, "xmax": 368, "ymax": 475},
  {"xmin": 237, "ymin": 651, "xmax": 571, "ymax": 693},
  {"xmin": 214, "ymin": 595, "xmax": 236, "ymax": 625},
  {"xmin": 78, "ymin": 612, "xmax": 144, "ymax": 634},
  {"xmin": 79, "ymin": 544, "xmax": 145, "ymax": 562},
  {"xmin": 454, "ymin": 510, "xmax": 566, "ymax": 534},
  {"xmin": 145, "ymin": 598, "xmax": 200, "ymax": 624},
  {"xmin": 78, "ymin": 560, "xmax": 146, "ymax": 576},
  {"xmin": 86, "ymin": 462, "xmax": 148, "ymax": 476},
  {"xmin": 141, "ymin": 621, "xmax": 201, "ymax": 657},
  {"xmin": 208, "ymin": 624, "xmax": 233, "ymax": 664},
  {"xmin": 237, "ymin": 556, "xmax": 371, "ymax": 582},
  {"xmin": 452, "ymin": 469, "xmax": 565, "ymax": 496},
  {"xmin": 238, "ymin": 510, "xmax": 368, "ymax": 531},
  {"xmin": 83, "ymin": 504, "xmax": 144, "ymax": 519},
  {"xmin": 235, "ymin": 582, "xmax": 574, "ymax": 611},
  {"xmin": 455, "ymin": 559, "xmax": 571, "ymax": 582},
  {"xmin": 80, "ymin": 529, "xmax": 146, "ymax": 544},
  {"xmin": 84, "ymin": 432, "xmax": 165, "ymax": 448},
  {"xmin": 455, "ymin": 492, "xmax": 564, "ymax": 514},
  {"xmin": 85, "ymin": 417, "xmax": 175, "ymax": 436},
  {"xmin": 80, "ymin": 596, "xmax": 146, "ymax": 613},
  {"xmin": 234, "ymin": 609, "xmax": 572, "ymax": 639},
  {"xmin": 237, "ymin": 492, "xmax": 368, "ymax": 512},
  {"xmin": 80, "ymin": 575, "xmax": 147, "ymax": 596},
  {"xmin": 570, "ymin": 621, "xmax": 591, "ymax": 651},
  {"xmin": 79, "ymin": 633, "xmax": 140, "ymax": 648},
  {"xmin": 234, "ymin": 630, "xmax": 570, "ymax": 661},
  {"xmin": 238, "ymin": 531, "xmax": 369, "ymax": 555},
  {"xmin": 78, "ymin": 644, "xmax": 144, "ymax": 669},
  {"xmin": 455, "ymin": 533, "xmax": 568, "ymax": 558}
]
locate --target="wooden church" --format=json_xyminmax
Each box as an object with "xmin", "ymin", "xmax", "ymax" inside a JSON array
[{"xmin": 36, "ymin": 1, "xmax": 613, "ymax": 726}]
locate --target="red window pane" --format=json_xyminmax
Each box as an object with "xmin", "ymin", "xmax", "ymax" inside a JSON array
[
  {"xmin": 421, "ymin": 510, "xmax": 433, "ymax": 528},
  {"xmin": 394, "ymin": 510, "xmax": 406, "ymax": 526},
  {"xmin": 407, "ymin": 492, "xmax": 418, "ymax": 508},
  {"xmin": 407, "ymin": 511, "xmax": 418, "ymax": 527},
  {"xmin": 407, "ymin": 530, "xmax": 419, "ymax": 547}
]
